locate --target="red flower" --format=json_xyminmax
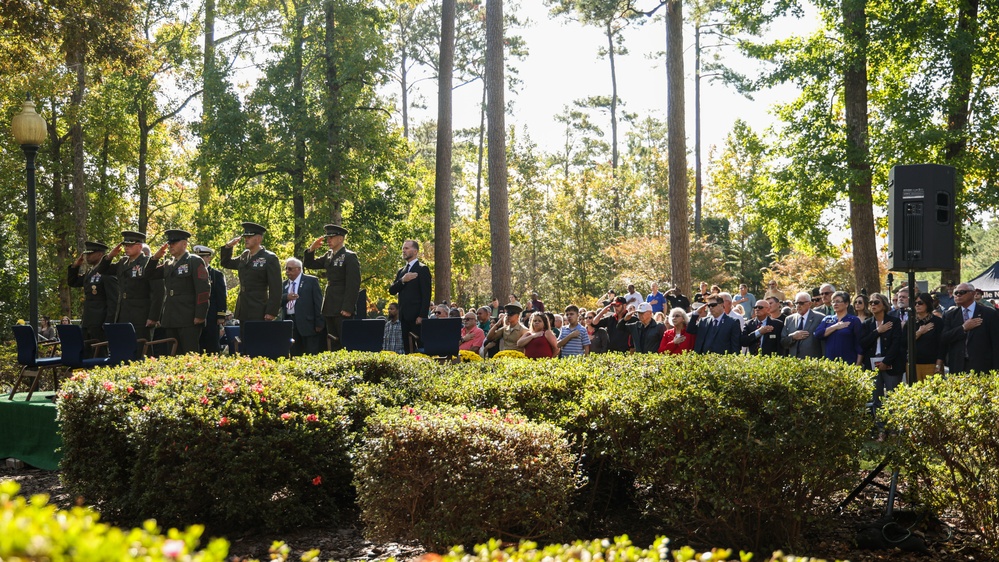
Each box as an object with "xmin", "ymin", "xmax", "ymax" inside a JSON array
[
  {"xmin": 223, "ymin": 384, "xmax": 236, "ymax": 394},
  {"xmin": 219, "ymin": 416, "xmax": 230, "ymax": 427},
  {"xmin": 251, "ymin": 382, "xmax": 264, "ymax": 394},
  {"xmin": 305, "ymin": 414, "xmax": 318, "ymax": 423},
  {"xmin": 200, "ymin": 396, "xmax": 209, "ymax": 405},
  {"xmin": 281, "ymin": 413, "xmax": 292, "ymax": 420},
  {"xmin": 126, "ymin": 386, "xmax": 134, "ymax": 394},
  {"xmin": 312, "ymin": 476, "xmax": 322, "ymax": 486},
  {"xmin": 103, "ymin": 381, "xmax": 114, "ymax": 391}
]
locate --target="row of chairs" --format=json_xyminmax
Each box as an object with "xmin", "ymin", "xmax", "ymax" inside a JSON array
[{"xmin": 7, "ymin": 317, "xmax": 464, "ymax": 401}]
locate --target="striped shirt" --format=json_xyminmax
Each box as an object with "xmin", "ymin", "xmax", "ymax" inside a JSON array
[{"xmin": 559, "ymin": 323, "xmax": 591, "ymax": 356}]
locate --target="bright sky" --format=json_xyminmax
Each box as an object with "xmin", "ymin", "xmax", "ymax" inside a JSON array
[{"xmin": 406, "ymin": 2, "xmax": 815, "ymax": 164}]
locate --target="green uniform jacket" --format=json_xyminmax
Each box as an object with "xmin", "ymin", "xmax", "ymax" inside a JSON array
[
  {"xmin": 304, "ymin": 247, "xmax": 361, "ymax": 316},
  {"xmin": 219, "ymin": 245, "xmax": 282, "ymax": 322},
  {"xmin": 96, "ymin": 254, "xmax": 164, "ymax": 328},
  {"xmin": 68, "ymin": 263, "xmax": 119, "ymax": 328},
  {"xmin": 146, "ymin": 252, "xmax": 211, "ymax": 328}
]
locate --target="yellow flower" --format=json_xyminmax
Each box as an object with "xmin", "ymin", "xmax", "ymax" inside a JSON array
[
  {"xmin": 493, "ymin": 350, "xmax": 527, "ymax": 360},
  {"xmin": 459, "ymin": 350, "xmax": 483, "ymax": 362},
  {"xmin": 409, "ymin": 353, "xmax": 433, "ymax": 360}
]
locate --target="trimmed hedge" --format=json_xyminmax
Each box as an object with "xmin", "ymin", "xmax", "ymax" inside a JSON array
[
  {"xmin": 58, "ymin": 355, "xmax": 353, "ymax": 532},
  {"xmin": 883, "ymin": 373, "xmax": 999, "ymax": 553},
  {"xmin": 354, "ymin": 405, "xmax": 581, "ymax": 549}
]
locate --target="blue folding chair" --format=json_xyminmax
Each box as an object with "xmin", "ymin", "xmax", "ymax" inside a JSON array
[
  {"xmin": 235, "ymin": 321, "xmax": 294, "ymax": 360},
  {"xmin": 341, "ymin": 319, "xmax": 386, "ymax": 352},
  {"xmin": 57, "ymin": 324, "xmax": 111, "ymax": 370},
  {"xmin": 413, "ymin": 317, "xmax": 462, "ymax": 363},
  {"xmin": 223, "ymin": 325, "xmax": 240, "ymax": 355},
  {"xmin": 9, "ymin": 325, "xmax": 64, "ymax": 400},
  {"xmin": 91, "ymin": 323, "xmax": 178, "ymax": 365}
]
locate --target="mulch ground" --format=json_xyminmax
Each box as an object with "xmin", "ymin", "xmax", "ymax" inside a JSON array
[{"xmin": 0, "ymin": 465, "xmax": 987, "ymax": 561}]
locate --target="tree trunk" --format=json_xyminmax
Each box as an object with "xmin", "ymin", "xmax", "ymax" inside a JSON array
[
  {"xmin": 694, "ymin": 22, "xmax": 703, "ymax": 238},
  {"xmin": 941, "ymin": 0, "xmax": 979, "ymax": 285},
  {"xmin": 842, "ymin": 0, "xmax": 880, "ymax": 294},
  {"xmin": 292, "ymin": 8, "xmax": 307, "ymax": 257},
  {"xmin": 199, "ymin": 0, "xmax": 216, "ymax": 238},
  {"xmin": 606, "ymin": 19, "xmax": 620, "ymax": 231},
  {"xmin": 666, "ymin": 0, "xmax": 690, "ymax": 295},
  {"xmin": 486, "ymin": 0, "xmax": 511, "ymax": 301},
  {"xmin": 138, "ymin": 105, "xmax": 150, "ymax": 233},
  {"xmin": 435, "ymin": 0, "xmax": 456, "ymax": 303},
  {"xmin": 47, "ymin": 103, "xmax": 72, "ymax": 317},
  {"xmin": 475, "ymin": 78, "xmax": 486, "ymax": 221},
  {"xmin": 68, "ymin": 46, "xmax": 87, "ymax": 250}
]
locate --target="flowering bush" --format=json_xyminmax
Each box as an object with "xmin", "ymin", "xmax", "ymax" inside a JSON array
[
  {"xmin": 458, "ymin": 349, "xmax": 482, "ymax": 362},
  {"xmin": 58, "ymin": 355, "xmax": 352, "ymax": 532},
  {"xmin": 354, "ymin": 405, "xmax": 581, "ymax": 549},
  {"xmin": 492, "ymin": 349, "xmax": 527, "ymax": 360}
]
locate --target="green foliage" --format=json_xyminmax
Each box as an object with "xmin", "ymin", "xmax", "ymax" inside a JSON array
[
  {"xmin": 883, "ymin": 374, "xmax": 999, "ymax": 553},
  {"xmin": 58, "ymin": 355, "xmax": 353, "ymax": 532},
  {"xmin": 432, "ymin": 535, "xmax": 840, "ymax": 562},
  {"xmin": 354, "ymin": 405, "xmax": 581, "ymax": 549}
]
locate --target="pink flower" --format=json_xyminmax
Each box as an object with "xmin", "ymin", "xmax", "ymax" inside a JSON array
[
  {"xmin": 312, "ymin": 476, "xmax": 322, "ymax": 486},
  {"xmin": 281, "ymin": 413, "xmax": 292, "ymax": 420},
  {"xmin": 103, "ymin": 381, "xmax": 114, "ymax": 391},
  {"xmin": 161, "ymin": 539, "xmax": 185, "ymax": 558},
  {"xmin": 407, "ymin": 407, "xmax": 415, "ymax": 414},
  {"xmin": 200, "ymin": 396, "xmax": 209, "ymax": 405},
  {"xmin": 126, "ymin": 386, "xmax": 134, "ymax": 394},
  {"xmin": 219, "ymin": 416, "xmax": 230, "ymax": 427},
  {"xmin": 251, "ymin": 382, "xmax": 264, "ymax": 394},
  {"xmin": 142, "ymin": 405, "xmax": 150, "ymax": 411},
  {"xmin": 415, "ymin": 415, "xmax": 422, "ymax": 421},
  {"xmin": 305, "ymin": 414, "xmax": 318, "ymax": 423},
  {"xmin": 223, "ymin": 384, "xmax": 236, "ymax": 394}
]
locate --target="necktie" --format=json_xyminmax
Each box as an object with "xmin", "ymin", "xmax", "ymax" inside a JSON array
[
  {"xmin": 964, "ymin": 307, "xmax": 971, "ymax": 359},
  {"xmin": 798, "ymin": 315, "xmax": 805, "ymax": 332},
  {"xmin": 287, "ymin": 280, "xmax": 297, "ymax": 314}
]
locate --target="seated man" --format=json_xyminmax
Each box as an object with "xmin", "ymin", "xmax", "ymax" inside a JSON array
[{"xmin": 459, "ymin": 312, "xmax": 485, "ymax": 351}]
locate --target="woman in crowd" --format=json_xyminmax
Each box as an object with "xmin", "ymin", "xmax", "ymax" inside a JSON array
[
  {"xmin": 814, "ymin": 290, "xmax": 863, "ymax": 365},
  {"xmin": 60, "ymin": 316, "xmax": 72, "ymax": 325},
  {"xmin": 658, "ymin": 307, "xmax": 696, "ymax": 354},
  {"xmin": 853, "ymin": 293, "xmax": 871, "ymax": 322},
  {"xmin": 912, "ymin": 292, "xmax": 945, "ymax": 382},
  {"xmin": 37, "ymin": 315, "xmax": 57, "ymax": 341},
  {"xmin": 517, "ymin": 312, "xmax": 559, "ymax": 358},
  {"xmin": 584, "ymin": 311, "xmax": 609, "ymax": 353},
  {"xmin": 859, "ymin": 293, "xmax": 905, "ymax": 426}
]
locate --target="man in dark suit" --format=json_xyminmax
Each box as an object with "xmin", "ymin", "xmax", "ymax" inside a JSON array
[
  {"xmin": 193, "ymin": 245, "xmax": 228, "ymax": 353},
  {"xmin": 281, "ymin": 257, "xmax": 325, "ymax": 356},
  {"xmin": 741, "ymin": 299, "xmax": 785, "ymax": 355},
  {"xmin": 96, "ymin": 231, "xmax": 163, "ymax": 342},
  {"xmin": 304, "ymin": 224, "xmax": 361, "ymax": 351},
  {"xmin": 146, "ymin": 230, "xmax": 211, "ymax": 355},
  {"xmin": 220, "ymin": 221, "xmax": 283, "ymax": 323},
  {"xmin": 686, "ymin": 295, "xmax": 741, "ymax": 354},
  {"xmin": 68, "ymin": 241, "xmax": 119, "ymax": 345},
  {"xmin": 781, "ymin": 292, "xmax": 826, "ymax": 358},
  {"xmin": 389, "ymin": 239, "xmax": 432, "ymax": 353},
  {"xmin": 940, "ymin": 282, "xmax": 999, "ymax": 374}
]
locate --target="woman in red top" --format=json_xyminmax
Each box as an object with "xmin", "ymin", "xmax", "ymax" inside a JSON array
[
  {"xmin": 658, "ymin": 307, "xmax": 696, "ymax": 354},
  {"xmin": 517, "ymin": 312, "xmax": 559, "ymax": 358}
]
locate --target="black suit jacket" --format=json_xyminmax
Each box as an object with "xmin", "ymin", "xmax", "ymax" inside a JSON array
[
  {"xmin": 740, "ymin": 317, "xmax": 785, "ymax": 356},
  {"xmin": 207, "ymin": 266, "xmax": 227, "ymax": 323},
  {"xmin": 388, "ymin": 260, "xmax": 432, "ymax": 325},
  {"xmin": 687, "ymin": 313, "xmax": 741, "ymax": 354},
  {"xmin": 282, "ymin": 274, "xmax": 324, "ymax": 335},
  {"xmin": 940, "ymin": 304, "xmax": 999, "ymax": 374},
  {"xmin": 859, "ymin": 314, "xmax": 905, "ymax": 375}
]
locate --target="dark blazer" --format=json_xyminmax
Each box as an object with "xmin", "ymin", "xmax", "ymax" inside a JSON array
[
  {"xmin": 780, "ymin": 310, "xmax": 825, "ymax": 358},
  {"xmin": 859, "ymin": 314, "xmax": 905, "ymax": 375},
  {"xmin": 388, "ymin": 260, "xmax": 432, "ymax": 325},
  {"xmin": 207, "ymin": 266, "xmax": 228, "ymax": 323},
  {"xmin": 940, "ymin": 304, "xmax": 999, "ymax": 374},
  {"xmin": 617, "ymin": 317, "xmax": 666, "ymax": 354},
  {"xmin": 304, "ymin": 247, "xmax": 362, "ymax": 317},
  {"xmin": 741, "ymin": 317, "xmax": 785, "ymax": 356},
  {"xmin": 68, "ymin": 262, "xmax": 119, "ymax": 328},
  {"xmin": 219, "ymin": 245, "xmax": 282, "ymax": 322},
  {"xmin": 687, "ymin": 313, "xmax": 741, "ymax": 354},
  {"xmin": 282, "ymin": 274, "xmax": 325, "ymax": 335}
]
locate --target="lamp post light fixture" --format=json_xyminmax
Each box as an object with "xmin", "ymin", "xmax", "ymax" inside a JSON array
[{"xmin": 11, "ymin": 94, "xmax": 48, "ymax": 335}]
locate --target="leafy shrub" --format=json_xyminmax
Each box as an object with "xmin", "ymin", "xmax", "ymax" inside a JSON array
[
  {"xmin": 354, "ymin": 405, "xmax": 581, "ymax": 549},
  {"xmin": 883, "ymin": 373, "xmax": 999, "ymax": 552},
  {"xmin": 433, "ymin": 536, "xmax": 839, "ymax": 562},
  {"xmin": 58, "ymin": 355, "xmax": 352, "ymax": 532},
  {"xmin": 0, "ymin": 340, "xmax": 21, "ymax": 394},
  {"xmin": 583, "ymin": 354, "xmax": 871, "ymax": 552}
]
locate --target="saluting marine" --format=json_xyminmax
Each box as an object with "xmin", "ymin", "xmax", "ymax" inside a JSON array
[
  {"xmin": 96, "ymin": 230, "xmax": 164, "ymax": 341},
  {"xmin": 219, "ymin": 221, "xmax": 282, "ymax": 322},
  {"xmin": 304, "ymin": 224, "xmax": 361, "ymax": 351},
  {"xmin": 146, "ymin": 229, "xmax": 211, "ymax": 355},
  {"xmin": 68, "ymin": 241, "xmax": 119, "ymax": 343}
]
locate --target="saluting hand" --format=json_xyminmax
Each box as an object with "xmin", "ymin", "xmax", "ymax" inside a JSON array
[
  {"xmin": 72, "ymin": 254, "xmax": 85, "ymax": 267},
  {"xmin": 109, "ymin": 243, "xmax": 123, "ymax": 259},
  {"xmin": 153, "ymin": 243, "xmax": 168, "ymax": 260},
  {"xmin": 309, "ymin": 237, "xmax": 324, "ymax": 252},
  {"xmin": 225, "ymin": 235, "xmax": 242, "ymax": 248}
]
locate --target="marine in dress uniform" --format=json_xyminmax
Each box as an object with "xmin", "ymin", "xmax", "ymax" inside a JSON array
[
  {"xmin": 303, "ymin": 224, "xmax": 361, "ymax": 351},
  {"xmin": 68, "ymin": 241, "xmax": 119, "ymax": 344},
  {"xmin": 219, "ymin": 222, "xmax": 282, "ymax": 323},
  {"xmin": 193, "ymin": 245, "xmax": 228, "ymax": 354},
  {"xmin": 95, "ymin": 231, "xmax": 164, "ymax": 342},
  {"xmin": 145, "ymin": 230, "xmax": 211, "ymax": 355}
]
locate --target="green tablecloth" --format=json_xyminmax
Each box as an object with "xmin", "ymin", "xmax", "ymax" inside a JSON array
[{"xmin": 0, "ymin": 392, "xmax": 62, "ymax": 470}]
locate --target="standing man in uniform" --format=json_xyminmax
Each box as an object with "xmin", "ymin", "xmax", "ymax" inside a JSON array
[
  {"xmin": 281, "ymin": 257, "xmax": 325, "ymax": 356},
  {"xmin": 193, "ymin": 245, "xmax": 228, "ymax": 353},
  {"xmin": 220, "ymin": 222, "xmax": 282, "ymax": 323},
  {"xmin": 68, "ymin": 241, "xmax": 119, "ymax": 344},
  {"xmin": 304, "ymin": 224, "xmax": 361, "ymax": 351},
  {"xmin": 146, "ymin": 229, "xmax": 210, "ymax": 355},
  {"xmin": 96, "ymin": 231, "xmax": 163, "ymax": 342},
  {"xmin": 389, "ymin": 239, "xmax": 432, "ymax": 353}
]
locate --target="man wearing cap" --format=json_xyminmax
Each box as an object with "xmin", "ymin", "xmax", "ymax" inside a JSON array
[
  {"xmin": 617, "ymin": 302, "xmax": 666, "ymax": 354},
  {"xmin": 485, "ymin": 303, "xmax": 528, "ymax": 352},
  {"xmin": 68, "ymin": 241, "xmax": 120, "ymax": 344},
  {"xmin": 220, "ymin": 222, "xmax": 283, "ymax": 323},
  {"xmin": 193, "ymin": 245, "xmax": 228, "ymax": 353},
  {"xmin": 591, "ymin": 296, "xmax": 632, "ymax": 352},
  {"xmin": 305, "ymin": 224, "xmax": 361, "ymax": 350},
  {"xmin": 282, "ymin": 257, "xmax": 325, "ymax": 356},
  {"xmin": 96, "ymin": 231, "xmax": 163, "ymax": 341},
  {"xmin": 147, "ymin": 229, "xmax": 211, "ymax": 355},
  {"xmin": 389, "ymin": 239, "xmax": 432, "ymax": 353}
]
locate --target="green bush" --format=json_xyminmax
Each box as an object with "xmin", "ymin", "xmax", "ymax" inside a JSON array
[
  {"xmin": 583, "ymin": 354, "xmax": 871, "ymax": 552},
  {"xmin": 58, "ymin": 355, "xmax": 352, "ymax": 532},
  {"xmin": 433, "ymin": 536, "xmax": 840, "ymax": 562},
  {"xmin": 354, "ymin": 405, "xmax": 582, "ymax": 549},
  {"xmin": 0, "ymin": 340, "xmax": 20, "ymax": 394},
  {"xmin": 882, "ymin": 373, "xmax": 999, "ymax": 552}
]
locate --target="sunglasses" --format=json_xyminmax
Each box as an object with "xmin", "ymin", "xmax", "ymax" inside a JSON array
[
  {"xmin": 705, "ymin": 302, "xmax": 720, "ymax": 308},
  {"xmin": 753, "ymin": 305, "xmax": 766, "ymax": 309},
  {"xmin": 832, "ymin": 300, "xmax": 846, "ymax": 305},
  {"xmin": 820, "ymin": 291, "xmax": 833, "ymax": 296},
  {"xmin": 870, "ymin": 300, "xmax": 883, "ymax": 306},
  {"xmin": 795, "ymin": 300, "xmax": 810, "ymax": 305},
  {"xmin": 811, "ymin": 297, "xmax": 821, "ymax": 302},
  {"xmin": 954, "ymin": 289, "xmax": 971, "ymax": 296},
  {"xmin": 915, "ymin": 301, "xmax": 927, "ymax": 306},
  {"xmin": 585, "ymin": 316, "xmax": 595, "ymax": 320}
]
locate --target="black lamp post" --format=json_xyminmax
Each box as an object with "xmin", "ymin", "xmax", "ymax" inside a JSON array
[{"xmin": 11, "ymin": 94, "xmax": 48, "ymax": 335}]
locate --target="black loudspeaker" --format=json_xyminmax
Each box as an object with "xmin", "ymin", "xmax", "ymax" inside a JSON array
[{"xmin": 887, "ymin": 164, "xmax": 956, "ymax": 272}]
